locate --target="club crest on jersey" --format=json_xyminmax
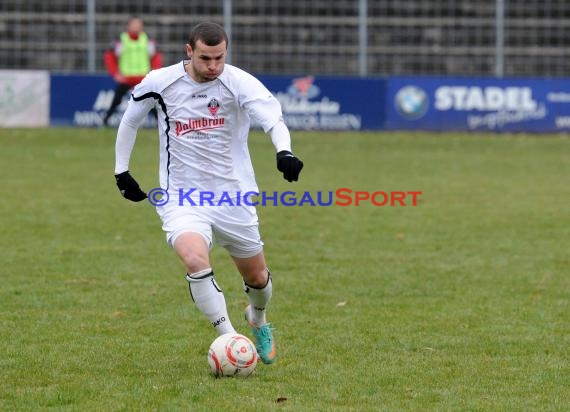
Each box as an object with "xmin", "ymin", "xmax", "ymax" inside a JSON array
[{"xmin": 208, "ymin": 98, "xmax": 220, "ymax": 116}]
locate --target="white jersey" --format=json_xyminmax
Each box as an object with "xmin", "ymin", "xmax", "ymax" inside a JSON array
[{"xmin": 121, "ymin": 60, "xmax": 283, "ymax": 199}]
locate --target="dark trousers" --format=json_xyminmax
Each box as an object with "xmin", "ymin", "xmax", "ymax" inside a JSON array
[{"xmin": 103, "ymin": 83, "xmax": 132, "ymax": 125}]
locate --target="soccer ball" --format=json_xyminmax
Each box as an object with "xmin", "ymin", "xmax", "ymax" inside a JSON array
[{"xmin": 207, "ymin": 333, "xmax": 258, "ymax": 377}]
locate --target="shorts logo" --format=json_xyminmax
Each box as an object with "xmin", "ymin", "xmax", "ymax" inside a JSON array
[{"xmin": 208, "ymin": 98, "xmax": 220, "ymax": 116}]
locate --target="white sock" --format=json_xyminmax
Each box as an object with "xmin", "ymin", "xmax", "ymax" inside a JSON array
[
  {"xmin": 186, "ymin": 269, "xmax": 236, "ymax": 335},
  {"xmin": 244, "ymin": 272, "xmax": 272, "ymax": 327}
]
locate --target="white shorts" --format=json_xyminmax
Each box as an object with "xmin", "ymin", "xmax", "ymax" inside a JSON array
[{"xmin": 156, "ymin": 198, "xmax": 264, "ymax": 258}]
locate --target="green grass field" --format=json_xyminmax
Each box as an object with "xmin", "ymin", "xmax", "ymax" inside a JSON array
[{"xmin": 1, "ymin": 128, "xmax": 569, "ymax": 411}]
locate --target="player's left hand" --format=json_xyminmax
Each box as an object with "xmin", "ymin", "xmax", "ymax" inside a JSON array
[{"xmin": 276, "ymin": 150, "xmax": 304, "ymax": 182}]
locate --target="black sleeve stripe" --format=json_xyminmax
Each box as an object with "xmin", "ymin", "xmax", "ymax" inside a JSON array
[{"xmin": 132, "ymin": 92, "xmax": 172, "ymax": 191}]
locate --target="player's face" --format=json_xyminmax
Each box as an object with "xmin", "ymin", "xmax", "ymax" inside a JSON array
[{"xmin": 186, "ymin": 40, "xmax": 227, "ymax": 83}]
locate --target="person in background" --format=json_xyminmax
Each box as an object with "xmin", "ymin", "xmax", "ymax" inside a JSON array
[{"xmin": 103, "ymin": 17, "xmax": 163, "ymax": 126}]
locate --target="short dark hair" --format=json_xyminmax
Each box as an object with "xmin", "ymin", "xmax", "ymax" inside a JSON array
[{"xmin": 188, "ymin": 22, "xmax": 228, "ymax": 49}]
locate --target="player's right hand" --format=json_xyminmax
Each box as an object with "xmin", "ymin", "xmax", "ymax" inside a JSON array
[{"xmin": 114, "ymin": 171, "xmax": 147, "ymax": 202}]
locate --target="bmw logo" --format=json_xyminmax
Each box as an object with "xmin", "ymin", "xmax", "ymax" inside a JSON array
[{"xmin": 395, "ymin": 86, "xmax": 428, "ymax": 120}]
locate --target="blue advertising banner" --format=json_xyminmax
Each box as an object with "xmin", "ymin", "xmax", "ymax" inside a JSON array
[
  {"xmin": 50, "ymin": 74, "xmax": 157, "ymax": 128},
  {"xmin": 50, "ymin": 73, "xmax": 385, "ymax": 130},
  {"xmin": 258, "ymin": 75, "xmax": 385, "ymax": 130},
  {"xmin": 386, "ymin": 76, "xmax": 570, "ymax": 132}
]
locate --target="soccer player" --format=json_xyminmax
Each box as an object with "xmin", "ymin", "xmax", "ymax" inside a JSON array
[
  {"xmin": 103, "ymin": 17, "xmax": 163, "ymax": 127},
  {"xmin": 113, "ymin": 22, "xmax": 303, "ymax": 364}
]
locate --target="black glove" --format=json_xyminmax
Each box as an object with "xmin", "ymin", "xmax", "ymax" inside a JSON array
[
  {"xmin": 276, "ymin": 150, "xmax": 304, "ymax": 182},
  {"xmin": 114, "ymin": 171, "xmax": 147, "ymax": 202}
]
